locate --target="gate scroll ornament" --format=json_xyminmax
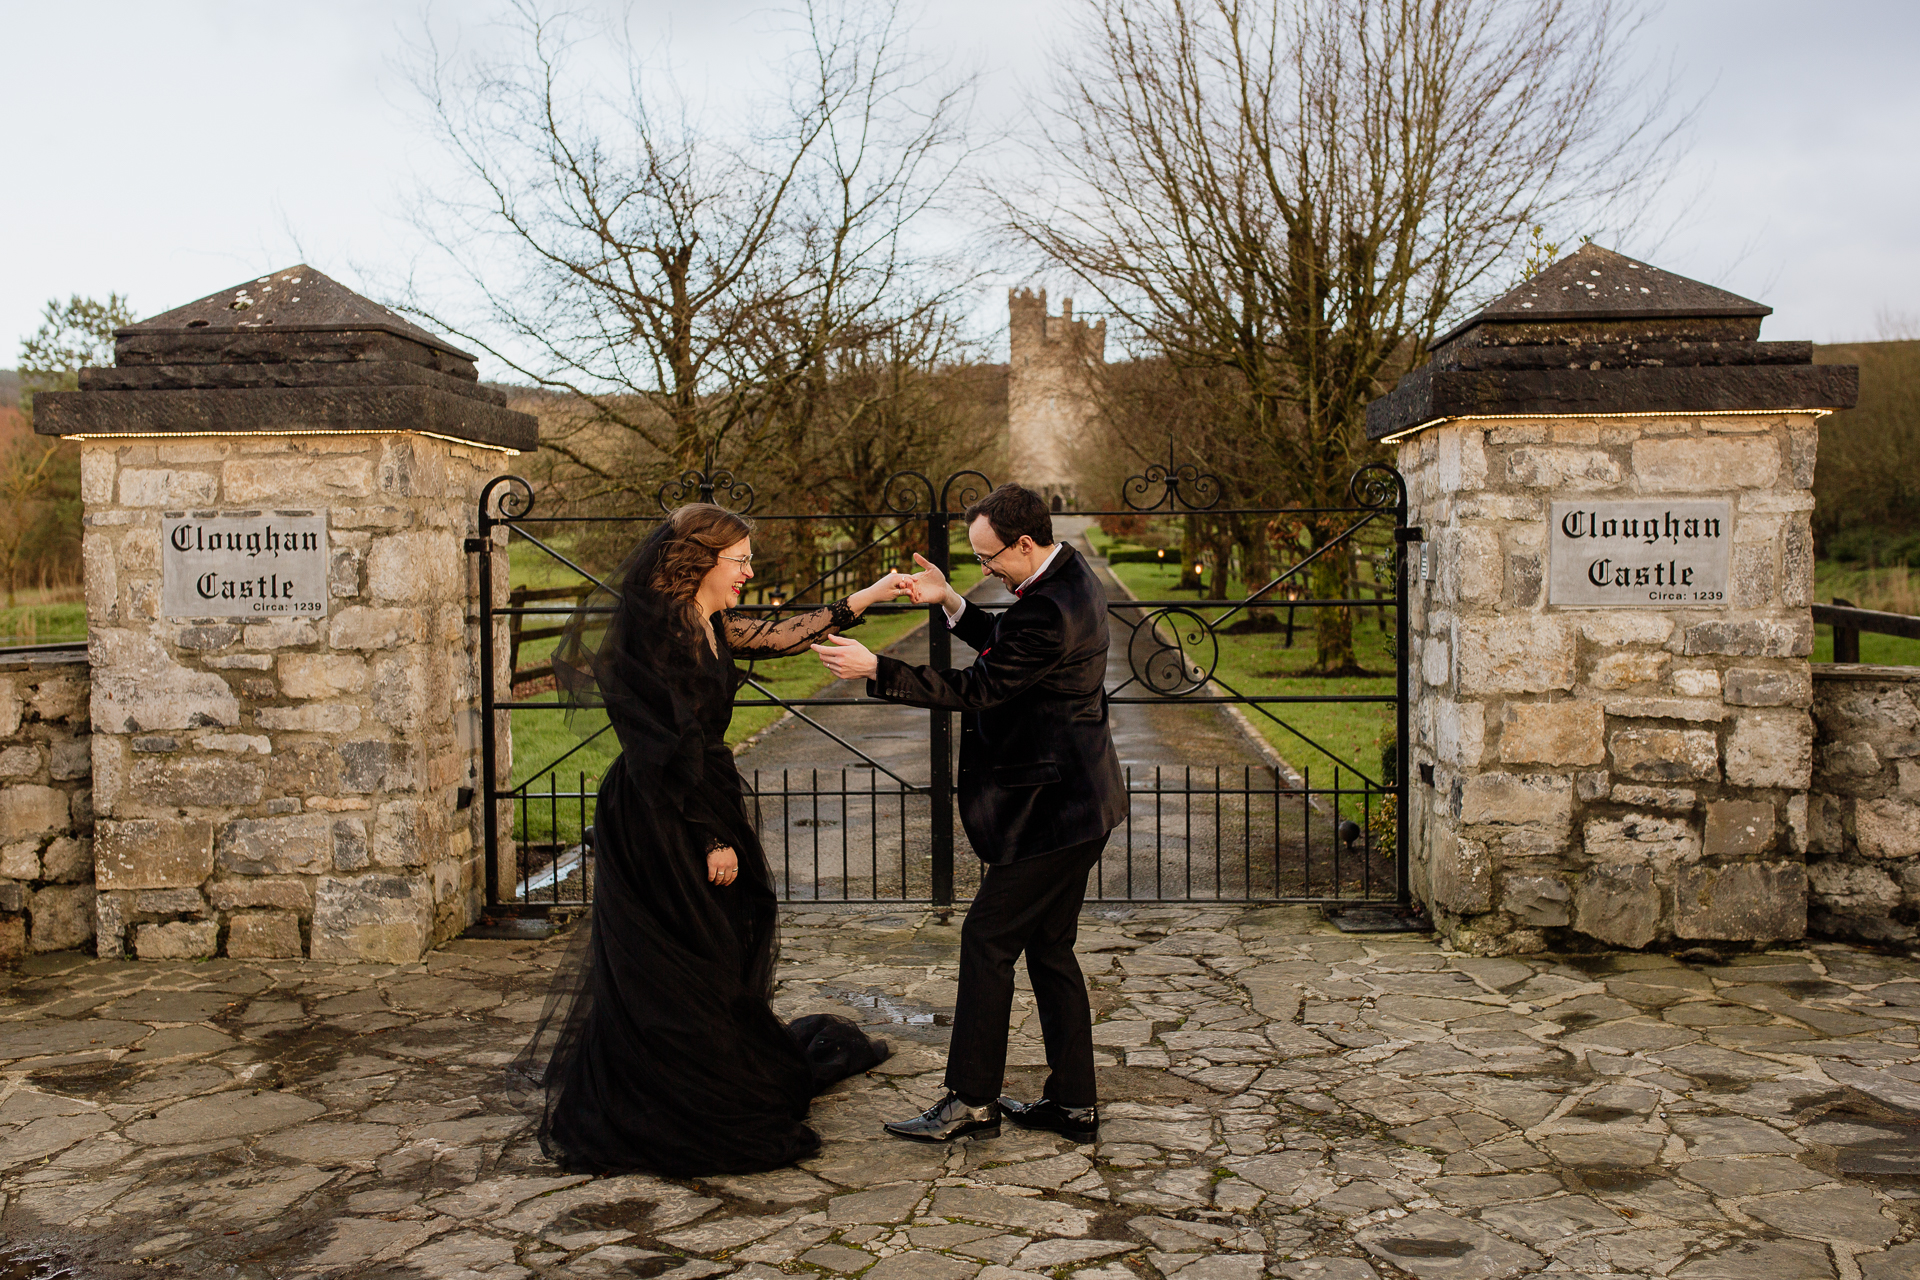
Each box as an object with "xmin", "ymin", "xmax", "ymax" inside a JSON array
[{"xmin": 471, "ymin": 453, "xmax": 1412, "ymax": 913}]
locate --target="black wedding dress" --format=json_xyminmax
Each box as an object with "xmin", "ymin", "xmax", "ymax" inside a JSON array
[{"xmin": 519, "ymin": 528, "xmax": 888, "ymax": 1176}]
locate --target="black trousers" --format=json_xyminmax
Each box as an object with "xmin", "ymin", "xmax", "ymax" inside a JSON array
[{"xmin": 944, "ymin": 835, "xmax": 1108, "ymax": 1109}]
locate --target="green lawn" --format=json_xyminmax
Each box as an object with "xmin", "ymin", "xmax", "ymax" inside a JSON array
[
  {"xmin": 1098, "ymin": 552, "xmax": 1399, "ymax": 811},
  {"xmin": 0, "ymin": 599, "xmax": 86, "ymax": 645},
  {"xmin": 1812, "ymin": 629, "xmax": 1920, "ymax": 665},
  {"xmin": 1813, "ymin": 559, "xmax": 1920, "ymax": 664}
]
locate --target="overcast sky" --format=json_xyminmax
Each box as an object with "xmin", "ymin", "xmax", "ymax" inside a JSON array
[{"xmin": 3, "ymin": 0, "xmax": 1915, "ymax": 377}]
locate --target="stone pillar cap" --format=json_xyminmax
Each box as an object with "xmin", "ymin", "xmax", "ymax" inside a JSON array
[
  {"xmin": 33, "ymin": 266, "xmax": 536, "ymax": 452},
  {"xmin": 1432, "ymin": 244, "xmax": 1770, "ymax": 347},
  {"xmin": 1366, "ymin": 245, "xmax": 1856, "ymax": 442},
  {"xmin": 117, "ymin": 265, "xmax": 478, "ymax": 362}
]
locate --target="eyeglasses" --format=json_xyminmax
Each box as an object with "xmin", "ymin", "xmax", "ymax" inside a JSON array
[
  {"xmin": 718, "ymin": 553, "xmax": 754, "ymax": 567},
  {"xmin": 974, "ymin": 543, "xmax": 1012, "ymax": 567}
]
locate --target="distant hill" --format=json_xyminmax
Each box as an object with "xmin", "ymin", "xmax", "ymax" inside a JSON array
[{"xmin": 0, "ymin": 369, "xmax": 19, "ymax": 410}]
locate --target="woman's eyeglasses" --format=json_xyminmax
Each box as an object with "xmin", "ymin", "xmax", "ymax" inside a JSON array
[{"xmin": 718, "ymin": 553, "xmax": 754, "ymax": 567}]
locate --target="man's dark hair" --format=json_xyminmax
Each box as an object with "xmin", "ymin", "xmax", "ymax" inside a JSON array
[{"xmin": 964, "ymin": 484, "xmax": 1054, "ymax": 549}]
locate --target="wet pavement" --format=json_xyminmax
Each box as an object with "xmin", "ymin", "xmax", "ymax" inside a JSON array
[{"xmin": 6, "ymin": 907, "xmax": 1920, "ymax": 1278}]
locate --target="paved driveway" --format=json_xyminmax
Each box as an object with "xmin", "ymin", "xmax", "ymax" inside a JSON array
[{"xmin": 4, "ymin": 909, "xmax": 1919, "ymax": 1278}]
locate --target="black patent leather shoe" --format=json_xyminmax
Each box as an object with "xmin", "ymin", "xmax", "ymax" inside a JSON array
[
  {"xmin": 882, "ymin": 1092, "xmax": 1001, "ymax": 1143},
  {"xmin": 999, "ymin": 1095, "xmax": 1099, "ymax": 1143}
]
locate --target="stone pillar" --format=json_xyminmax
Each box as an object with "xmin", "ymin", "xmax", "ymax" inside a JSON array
[
  {"xmin": 36, "ymin": 266, "xmax": 535, "ymax": 962},
  {"xmin": 1367, "ymin": 246, "xmax": 1856, "ymax": 955}
]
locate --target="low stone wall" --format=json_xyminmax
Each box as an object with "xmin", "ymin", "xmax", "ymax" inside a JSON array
[
  {"xmin": 1807, "ymin": 664, "xmax": 1920, "ymax": 942},
  {"xmin": 0, "ymin": 649, "xmax": 94, "ymax": 958}
]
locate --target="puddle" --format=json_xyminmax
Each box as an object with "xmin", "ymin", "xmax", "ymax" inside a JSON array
[
  {"xmin": 1802, "ymin": 1102, "xmax": 1920, "ymax": 1182},
  {"xmin": 1374, "ymin": 1238, "xmax": 1474, "ymax": 1259},
  {"xmin": 1579, "ymin": 1168, "xmax": 1660, "ymax": 1193},
  {"xmin": 566, "ymin": 1199, "xmax": 659, "ymax": 1231},
  {"xmin": 1837, "ymin": 1141, "xmax": 1920, "ymax": 1177},
  {"xmin": 0, "ymin": 1245, "xmax": 77, "ymax": 1280},
  {"xmin": 466, "ymin": 916, "xmax": 559, "ymax": 941},
  {"xmin": 820, "ymin": 987, "xmax": 951, "ymax": 1026}
]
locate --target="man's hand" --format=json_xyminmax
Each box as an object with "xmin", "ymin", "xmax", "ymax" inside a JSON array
[
  {"xmin": 811, "ymin": 633, "xmax": 880, "ymax": 681},
  {"xmin": 908, "ymin": 552, "xmax": 962, "ymax": 611}
]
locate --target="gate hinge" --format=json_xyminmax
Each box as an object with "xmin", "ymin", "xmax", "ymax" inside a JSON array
[
  {"xmin": 1394, "ymin": 526, "xmax": 1425, "ymax": 544},
  {"xmin": 464, "ymin": 537, "xmax": 489, "ymax": 553}
]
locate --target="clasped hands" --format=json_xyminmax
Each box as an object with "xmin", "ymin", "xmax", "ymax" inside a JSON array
[{"xmin": 813, "ymin": 554, "xmax": 954, "ymax": 681}]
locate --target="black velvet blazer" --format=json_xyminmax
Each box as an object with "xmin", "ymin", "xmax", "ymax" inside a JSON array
[{"xmin": 869, "ymin": 543, "xmax": 1126, "ymax": 863}]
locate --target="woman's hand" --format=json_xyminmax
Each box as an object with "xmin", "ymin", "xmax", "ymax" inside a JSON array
[
  {"xmin": 707, "ymin": 846, "xmax": 739, "ymax": 886},
  {"xmin": 849, "ymin": 570, "xmax": 915, "ymax": 616}
]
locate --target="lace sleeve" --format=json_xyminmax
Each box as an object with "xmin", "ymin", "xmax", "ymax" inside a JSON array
[{"xmin": 723, "ymin": 599, "xmax": 862, "ymax": 660}]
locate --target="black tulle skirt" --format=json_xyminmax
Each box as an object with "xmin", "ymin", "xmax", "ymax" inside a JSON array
[{"xmin": 519, "ymin": 754, "xmax": 887, "ymax": 1176}]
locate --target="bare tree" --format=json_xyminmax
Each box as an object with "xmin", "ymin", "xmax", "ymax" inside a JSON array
[
  {"xmin": 401, "ymin": 0, "xmax": 979, "ymax": 505},
  {"xmin": 1006, "ymin": 0, "xmax": 1683, "ymax": 671},
  {"xmin": 0, "ymin": 437, "xmax": 63, "ymax": 609}
]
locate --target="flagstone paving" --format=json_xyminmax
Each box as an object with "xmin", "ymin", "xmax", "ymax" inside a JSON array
[{"xmin": 4, "ymin": 906, "xmax": 1920, "ymax": 1278}]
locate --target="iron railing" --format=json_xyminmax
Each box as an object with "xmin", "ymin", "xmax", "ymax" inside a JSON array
[{"xmin": 472, "ymin": 453, "xmax": 1413, "ymax": 913}]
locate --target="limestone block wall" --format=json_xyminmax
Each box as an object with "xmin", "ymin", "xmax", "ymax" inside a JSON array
[
  {"xmin": 83, "ymin": 433, "xmax": 506, "ymax": 961},
  {"xmin": 1401, "ymin": 414, "xmax": 1820, "ymax": 955},
  {"xmin": 1806, "ymin": 665, "xmax": 1920, "ymax": 942},
  {"xmin": 0, "ymin": 650, "xmax": 93, "ymax": 958}
]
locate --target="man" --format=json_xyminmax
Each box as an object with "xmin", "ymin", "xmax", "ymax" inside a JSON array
[{"xmin": 812, "ymin": 483, "xmax": 1126, "ymax": 1145}]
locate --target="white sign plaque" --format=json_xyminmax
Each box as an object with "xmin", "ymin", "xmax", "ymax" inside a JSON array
[
  {"xmin": 161, "ymin": 512, "xmax": 329, "ymax": 620},
  {"xmin": 1548, "ymin": 500, "xmax": 1730, "ymax": 608}
]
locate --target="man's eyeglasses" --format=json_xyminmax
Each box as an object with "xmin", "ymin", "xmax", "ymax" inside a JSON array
[{"xmin": 974, "ymin": 543, "xmax": 1015, "ymax": 568}]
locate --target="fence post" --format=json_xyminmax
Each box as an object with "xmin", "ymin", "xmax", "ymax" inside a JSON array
[
  {"xmin": 476, "ymin": 519, "xmax": 500, "ymax": 909},
  {"xmin": 1832, "ymin": 597, "xmax": 1861, "ymax": 663},
  {"xmin": 928, "ymin": 505, "xmax": 955, "ymax": 917},
  {"xmin": 1395, "ymin": 508, "xmax": 1415, "ymax": 907}
]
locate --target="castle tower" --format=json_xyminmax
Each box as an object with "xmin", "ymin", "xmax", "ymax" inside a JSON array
[{"xmin": 1007, "ymin": 288, "xmax": 1106, "ymax": 503}]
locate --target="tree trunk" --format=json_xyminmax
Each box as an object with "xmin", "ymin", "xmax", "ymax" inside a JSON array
[
  {"xmin": 1310, "ymin": 525, "xmax": 1359, "ymax": 675},
  {"xmin": 1179, "ymin": 515, "xmax": 1203, "ymax": 590}
]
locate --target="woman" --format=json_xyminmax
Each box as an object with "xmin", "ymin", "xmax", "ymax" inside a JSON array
[{"xmin": 522, "ymin": 502, "xmax": 910, "ymax": 1175}]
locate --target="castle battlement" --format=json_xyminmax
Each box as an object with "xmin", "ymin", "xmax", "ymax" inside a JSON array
[{"xmin": 1008, "ymin": 288, "xmax": 1107, "ymax": 359}]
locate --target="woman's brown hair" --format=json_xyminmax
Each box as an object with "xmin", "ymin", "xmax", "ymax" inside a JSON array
[{"xmin": 648, "ymin": 504, "xmax": 753, "ymax": 624}]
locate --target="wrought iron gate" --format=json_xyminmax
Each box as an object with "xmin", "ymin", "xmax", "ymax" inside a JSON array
[{"xmin": 471, "ymin": 457, "xmax": 1413, "ymax": 913}]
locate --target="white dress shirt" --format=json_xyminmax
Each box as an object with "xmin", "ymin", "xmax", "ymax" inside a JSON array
[{"xmin": 945, "ymin": 543, "xmax": 1062, "ymax": 628}]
